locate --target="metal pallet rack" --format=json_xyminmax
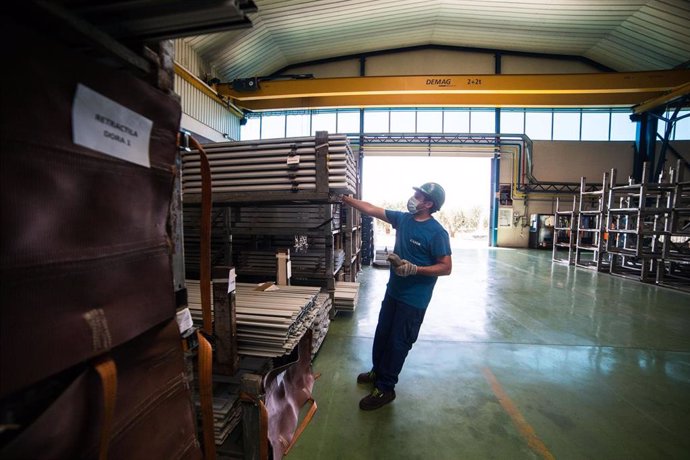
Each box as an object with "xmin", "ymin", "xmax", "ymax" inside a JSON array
[
  {"xmin": 182, "ymin": 131, "xmax": 361, "ymax": 294},
  {"xmin": 361, "ymin": 215, "xmax": 375, "ymax": 265},
  {"xmin": 657, "ymin": 164, "xmax": 690, "ymax": 292},
  {"xmin": 606, "ymin": 164, "xmax": 674, "ymax": 282},
  {"xmin": 575, "ymin": 172, "xmax": 611, "ymax": 271},
  {"xmin": 552, "ymin": 195, "xmax": 578, "ymax": 265},
  {"xmin": 342, "ymin": 205, "xmax": 362, "ymax": 281}
]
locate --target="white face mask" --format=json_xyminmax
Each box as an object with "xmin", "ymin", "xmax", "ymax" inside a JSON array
[{"xmin": 407, "ymin": 196, "xmax": 420, "ymax": 214}]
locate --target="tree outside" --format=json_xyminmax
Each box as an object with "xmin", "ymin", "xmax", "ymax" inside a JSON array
[{"xmin": 372, "ymin": 199, "xmax": 489, "ymax": 249}]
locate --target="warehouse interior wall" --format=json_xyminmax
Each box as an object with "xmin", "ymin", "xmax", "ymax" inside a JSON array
[
  {"xmin": 280, "ymin": 48, "xmax": 604, "ymax": 78},
  {"xmin": 365, "ymin": 50, "xmax": 495, "ymax": 76},
  {"xmin": 496, "ymin": 141, "xmax": 636, "ymax": 248},
  {"xmin": 500, "ymin": 55, "xmax": 601, "ymax": 74},
  {"xmin": 179, "ymin": 46, "xmax": 687, "ymax": 248},
  {"xmin": 287, "ymin": 59, "xmax": 361, "ymax": 78},
  {"xmin": 173, "ymin": 40, "xmax": 241, "ymax": 142}
]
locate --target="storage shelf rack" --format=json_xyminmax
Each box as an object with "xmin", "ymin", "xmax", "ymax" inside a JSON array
[
  {"xmin": 575, "ymin": 172, "xmax": 611, "ymax": 271},
  {"xmin": 606, "ymin": 164, "xmax": 674, "ymax": 282},
  {"xmin": 552, "ymin": 195, "xmax": 578, "ymax": 265}
]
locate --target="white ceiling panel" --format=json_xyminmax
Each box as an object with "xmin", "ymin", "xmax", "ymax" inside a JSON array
[{"xmin": 184, "ymin": 0, "xmax": 690, "ymax": 81}]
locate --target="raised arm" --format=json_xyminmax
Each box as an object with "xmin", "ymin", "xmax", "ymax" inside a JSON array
[
  {"xmin": 416, "ymin": 255, "xmax": 452, "ymax": 277},
  {"xmin": 341, "ymin": 195, "xmax": 390, "ymax": 223}
]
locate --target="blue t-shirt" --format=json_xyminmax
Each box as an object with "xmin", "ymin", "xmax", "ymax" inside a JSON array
[{"xmin": 385, "ymin": 210, "xmax": 452, "ymax": 309}]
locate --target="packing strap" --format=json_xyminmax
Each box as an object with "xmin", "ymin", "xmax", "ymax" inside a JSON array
[
  {"xmin": 93, "ymin": 355, "xmax": 117, "ymax": 460},
  {"xmin": 188, "ymin": 134, "xmax": 217, "ymax": 459},
  {"xmin": 283, "ymin": 398, "xmax": 317, "ymax": 456},
  {"xmin": 189, "ymin": 135, "xmax": 213, "ymax": 334},
  {"xmin": 239, "ymin": 392, "xmax": 269, "ymax": 460},
  {"xmin": 197, "ymin": 331, "xmax": 216, "ymax": 460}
]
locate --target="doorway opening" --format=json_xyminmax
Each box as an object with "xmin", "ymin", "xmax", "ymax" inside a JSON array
[{"xmin": 361, "ymin": 156, "xmax": 492, "ymax": 250}]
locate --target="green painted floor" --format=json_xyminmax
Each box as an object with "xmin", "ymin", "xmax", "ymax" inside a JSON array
[{"xmin": 288, "ymin": 248, "xmax": 690, "ymax": 460}]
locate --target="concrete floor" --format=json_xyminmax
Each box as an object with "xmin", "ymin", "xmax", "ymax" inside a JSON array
[{"xmin": 289, "ymin": 248, "xmax": 690, "ymax": 460}]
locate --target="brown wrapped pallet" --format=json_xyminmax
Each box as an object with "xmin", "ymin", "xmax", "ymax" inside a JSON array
[{"xmin": 0, "ymin": 19, "xmax": 201, "ymax": 459}]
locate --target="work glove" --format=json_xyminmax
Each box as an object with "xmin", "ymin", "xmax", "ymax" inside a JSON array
[{"xmin": 387, "ymin": 252, "xmax": 417, "ymax": 277}]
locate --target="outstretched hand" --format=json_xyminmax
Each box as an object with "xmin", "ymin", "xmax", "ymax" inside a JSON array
[
  {"xmin": 387, "ymin": 252, "xmax": 417, "ymax": 277},
  {"xmin": 395, "ymin": 260, "xmax": 417, "ymax": 277}
]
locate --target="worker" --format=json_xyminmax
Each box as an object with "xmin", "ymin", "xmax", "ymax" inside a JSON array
[{"xmin": 340, "ymin": 182, "xmax": 452, "ymax": 410}]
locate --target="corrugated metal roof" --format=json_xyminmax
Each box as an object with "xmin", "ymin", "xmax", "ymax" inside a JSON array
[{"xmin": 184, "ymin": 0, "xmax": 690, "ymax": 81}]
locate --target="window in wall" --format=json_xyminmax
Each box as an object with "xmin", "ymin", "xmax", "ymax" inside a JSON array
[
  {"xmin": 311, "ymin": 112, "xmax": 336, "ymax": 135},
  {"xmin": 261, "ymin": 114, "xmax": 286, "ymax": 139},
  {"xmin": 581, "ymin": 112, "xmax": 610, "ymax": 140},
  {"xmin": 241, "ymin": 117, "xmax": 261, "ymax": 140},
  {"xmin": 286, "ymin": 113, "xmax": 310, "ymax": 137},
  {"xmin": 337, "ymin": 110, "xmax": 360, "ymax": 134},
  {"xmin": 470, "ymin": 110, "xmax": 495, "ymax": 133},
  {"xmin": 364, "ymin": 110, "xmax": 389, "ymax": 132},
  {"xmin": 390, "ymin": 110, "xmax": 416, "ymax": 132},
  {"xmin": 443, "ymin": 110, "xmax": 470, "ymax": 133},
  {"xmin": 656, "ymin": 112, "xmax": 669, "ymax": 140},
  {"xmin": 675, "ymin": 111, "xmax": 690, "ymax": 140},
  {"xmin": 416, "ymin": 110, "xmax": 443, "ymax": 133},
  {"xmin": 553, "ymin": 112, "xmax": 580, "ymax": 140},
  {"xmin": 525, "ymin": 112, "xmax": 552, "ymax": 140},
  {"xmin": 610, "ymin": 112, "xmax": 636, "ymax": 141},
  {"xmin": 500, "ymin": 110, "xmax": 524, "ymax": 134}
]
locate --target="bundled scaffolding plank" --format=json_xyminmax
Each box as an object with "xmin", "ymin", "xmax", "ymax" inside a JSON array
[
  {"xmin": 191, "ymin": 357, "xmax": 272, "ymax": 447},
  {"xmin": 187, "ymin": 281, "xmax": 322, "ymax": 358},
  {"xmin": 235, "ymin": 248, "xmax": 345, "ymax": 279},
  {"xmin": 334, "ymin": 281, "xmax": 360, "ymax": 312},
  {"xmin": 181, "ymin": 134, "xmax": 357, "ymax": 199},
  {"xmin": 194, "ymin": 383, "xmax": 242, "ymax": 446},
  {"xmin": 230, "ymin": 204, "xmax": 341, "ymax": 233},
  {"xmin": 310, "ymin": 293, "xmax": 333, "ymax": 358}
]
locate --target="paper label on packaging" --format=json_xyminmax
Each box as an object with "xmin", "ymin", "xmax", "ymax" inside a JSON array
[
  {"xmin": 228, "ymin": 268, "xmax": 237, "ymax": 293},
  {"xmin": 72, "ymin": 84, "xmax": 153, "ymax": 168},
  {"xmin": 175, "ymin": 308, "xmax": 193, "ymax": 334}
]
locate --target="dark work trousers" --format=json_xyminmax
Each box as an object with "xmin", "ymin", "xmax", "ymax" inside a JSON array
[{"xmin": 372, "ymin": 293, "xmax": 427, "ymax": 392}]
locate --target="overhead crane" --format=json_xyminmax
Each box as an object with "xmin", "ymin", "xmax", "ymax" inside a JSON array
[{"xmin": 208, "ymin": 70, "xmax": 690, "ymax": 111}]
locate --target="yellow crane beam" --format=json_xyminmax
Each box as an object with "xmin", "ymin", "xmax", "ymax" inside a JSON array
[
  {"xmin": 634, "ymin": 81, "xmax": 690, "ymax": 114},
  {"xmin": 215, "ymin": 70, "xmax": 690, "ymax": 111}
]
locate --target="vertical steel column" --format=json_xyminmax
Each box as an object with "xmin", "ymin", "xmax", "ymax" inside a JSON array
[
  {"xmin": 490, "ymin": 156, "xmax": 500, "ymax": 247},
  {"xmin": 489, "ymin": 53, "xmax": 502, "ymax": 247},
  {"xmin": 358, "ymin": 56, "xmax": 366, "ymax": 199},
  {"xmin": 632, "ymin": 111, "xmax": 659, "ymax": 183},
  {"xmin": 655, "ymin": 106, "xmax": 682, "ymax": 181}
]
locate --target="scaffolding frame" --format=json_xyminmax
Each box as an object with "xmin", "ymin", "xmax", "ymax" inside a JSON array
[
  {"xmin": 606, "ymin": 163, "xmax": 674, "ymax": 282},
  {"xmin": 657, "ymin": 162, "xmax": 690, "ymax": 292},
  {"xmin": 575, "ymin": 172, "xmax": 611, "ymax": 271},
  {"xmin": 552, "ymin": 195, "xmax": 578, "ymax": 265}
]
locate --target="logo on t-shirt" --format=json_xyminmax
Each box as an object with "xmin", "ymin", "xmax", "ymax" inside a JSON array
[{"xmin": 409, "ymin": 238, "xmax": 422, "ymax": 247}]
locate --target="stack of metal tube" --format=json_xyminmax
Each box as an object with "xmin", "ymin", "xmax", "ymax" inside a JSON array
[
  {"xmin": 186, "ymin": 280, "xmax": 323, "ymax": 357},
  {"xmin": 181, "ymin": 134, "xmax": 357, "ymax": 195}
]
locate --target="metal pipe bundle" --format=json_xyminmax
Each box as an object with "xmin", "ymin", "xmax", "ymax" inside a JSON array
[
  {"xmin": 333, "ymin": 281, "xmax": 360, "ymax": 312},
  {"xmin": 181, "ymin": 134, "xmax": 357, "ymax": 195},
  {"xmin": 186, "ymin": 280, "xmax": 322, "ymax": 357},
  {"xmin": 310, "ymin": 293, "xmax": 332, "ymax": 358}
]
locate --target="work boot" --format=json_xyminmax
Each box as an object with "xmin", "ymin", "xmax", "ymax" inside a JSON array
[
  {"xmin": 359, "ymin": 387, "xmax": 396, "ymax": 411},
  {"xmin": 356, "ymin": 370, "xmax": 376, "ymax": 384}
]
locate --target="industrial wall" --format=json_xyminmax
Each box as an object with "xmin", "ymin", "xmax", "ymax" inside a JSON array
[
  {"xmin": 284, "ymin": 48, "xmax": 602, "ymax": 77},
  {"xmin": 174, "ymin": 39, "xmax": 241, "ymax": 142},
  {"xmin": 283, "ymin": 49, "xmax": 667, "ymax": 248},
  {"xmin": 497, "ymin": 140, "xmax": 690, "ymax": 248}
]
